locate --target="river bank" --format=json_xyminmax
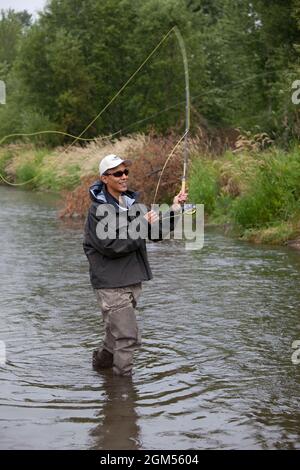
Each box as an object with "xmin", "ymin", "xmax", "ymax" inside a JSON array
[{"xmin": 0, "ymin": 135, "xmax": 300, "ymax": 249}]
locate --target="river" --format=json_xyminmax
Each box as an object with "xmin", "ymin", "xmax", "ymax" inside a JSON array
[{"xmin": 0, "ymin": 185, "xmax": 300, "ymax": 450}]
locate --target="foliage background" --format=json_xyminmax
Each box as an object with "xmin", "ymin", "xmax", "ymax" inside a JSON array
[
  {"xmin": 1, "ymin": 0, "xmax": 300, "ymax": 245},
  {"xmin": 1, "ymin": 0, "xmax": 300, "ymax": 144}
]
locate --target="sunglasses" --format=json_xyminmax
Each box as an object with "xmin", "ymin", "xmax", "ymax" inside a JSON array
[{"xmin": 106, "ymin": 169, "xmax": 129, "ymax": 178}]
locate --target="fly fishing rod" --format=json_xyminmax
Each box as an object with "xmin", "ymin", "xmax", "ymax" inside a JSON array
[
  {"xmin": 152, "ymin": 27, "xmax": 195, "ymax": 215},
  {"xmin": 173, "ymin": 26, "xmax": 190, "ymax": 195},
  {"xmin": 173, "ymin": 27, "xmax": 195, "ymax": 215}
]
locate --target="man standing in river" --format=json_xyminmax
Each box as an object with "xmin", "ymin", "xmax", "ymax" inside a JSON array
[{"xmin": 83, "ymin": 154, "xmax": 187, "ymax": 377}]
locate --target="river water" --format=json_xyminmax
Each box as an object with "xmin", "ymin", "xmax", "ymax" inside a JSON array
[{"xmin": 0, "ymin": 185, "xmax": 300, "ymax": 450}]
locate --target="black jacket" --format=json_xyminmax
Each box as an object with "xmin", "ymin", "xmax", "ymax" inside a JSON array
[{"xmin": 84, "ymin": 181, "xmax": 178, "ymax": 289}]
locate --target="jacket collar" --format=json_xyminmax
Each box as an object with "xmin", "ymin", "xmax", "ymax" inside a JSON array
[{"xmin": 89, "ymin": 180, "xmax": 138, "ymax": 210}]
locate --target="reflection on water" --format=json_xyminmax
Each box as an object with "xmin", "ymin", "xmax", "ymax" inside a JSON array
[
  {"xmin": 0, "ymin": 186, "xmax": 300, "ymax": 449},
  {"xmin": 90, "ymin": 372, "xmax": 140, "ymax": 450}
]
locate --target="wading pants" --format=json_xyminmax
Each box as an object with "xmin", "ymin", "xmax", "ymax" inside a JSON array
[{"xmin": 95, "ymin": 283, "xmax": 142, "ymax": 376}]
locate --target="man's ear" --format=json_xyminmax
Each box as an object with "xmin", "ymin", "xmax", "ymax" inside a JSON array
[{"xmin": 101, "ymin": 175, "xmax": 107, "ymax": 184}]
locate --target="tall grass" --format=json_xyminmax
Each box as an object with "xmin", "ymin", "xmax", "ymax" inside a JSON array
[
  {"xmin": 0, "ymin": 134, "xmax": 146, "ymax": 191},
  {"xmin": 188, "ymin": 157, "xmax": 218, "ymax": 214},
  {"xmin": 231, "ymin": 149, "xmax": 300, "ymax": 229},
  {"xmin": 1, "ymin": 136, "xmax": 300, "ymax": 246},
  {"xmin": 0, "ymin": 149, "xmax": 13, "ymax": 176},
  {"xmin": 186, "ymin": 146, "xmax": 300, "ymax": 244}
]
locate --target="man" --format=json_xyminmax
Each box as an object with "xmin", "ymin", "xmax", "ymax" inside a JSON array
[{"xmin": 83, "ymin": 154, "xmax": 187, "ymax": 377}]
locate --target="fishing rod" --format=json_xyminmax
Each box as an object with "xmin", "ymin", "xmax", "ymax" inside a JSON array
[
  {"xmin": 0, "ymin": 27, "xmax": 176, "ymax": 187},
  {"xmin": 0, "ymin": 19, "xmax": 279, "ymax": 192},
  {"xmin": 1, "ymin": 26, "xmax": 191, "ymax": 210},
  {"xmin": 174, "ymin": 27, "xmax": 195, "ymax": 215},
  {"xmin": 173, "ymin": 26, "xmax": 190, "ymax": 196},
  {"xmin": 155, "ymin": 27, "xmax": 195, "ymax": 216}
]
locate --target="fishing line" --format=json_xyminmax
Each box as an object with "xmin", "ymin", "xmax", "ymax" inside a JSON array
[
  {"xmin": 0, "ymin": 27, "xmax": 176, "ymax": 186},
  {"xmin": 0, "ymin": 21, "xmax": 277, "ymax": 190},
  {"xmin": 152, "ymin": 26, "xmax": 194, "ymax": 214},
  {"xmin": 0, "ymin": 68, "xmax": 276, "ymax": 149},
  {"xmin": 0, "ymin": 130, "xmax": 96, "ymax": 146},
  {"xmin": 107, "ymin": 69, "xmax": 277, "ymax": 137},
  {"xmin": 62, "ymin": 27, "xmax": 176, "ymax": 153},
  {"xmin": 152, "ymin": 130, "xmax": 188, "ymax": 205}
]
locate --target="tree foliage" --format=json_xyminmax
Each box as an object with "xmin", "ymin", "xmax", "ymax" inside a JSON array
[{"xmin": 0, "ymin": 0, "xmax": 300, "ymax": 144}]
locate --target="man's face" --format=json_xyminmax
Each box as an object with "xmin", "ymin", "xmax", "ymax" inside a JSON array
[{"xmin": 101, "ymin": 163, "xmax": 129, "ymax": 195}]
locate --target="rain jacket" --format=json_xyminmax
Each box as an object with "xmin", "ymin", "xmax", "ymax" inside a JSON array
[{"xmin": 83, "ymin": 181, "xmax": 176, "ymax": 289}]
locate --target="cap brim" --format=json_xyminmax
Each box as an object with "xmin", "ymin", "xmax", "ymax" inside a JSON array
[{"xmin": 100, "ymin": 157, "xmax": 132, "ymax": 175}]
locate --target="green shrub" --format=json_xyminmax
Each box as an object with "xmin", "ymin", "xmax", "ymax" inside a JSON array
[
  {"xmin": 213, "ymin": 194, "xmax": 235, "ymax": 223},
  {"xmin": 37, "ymin": 167, "xmax": 61, "ymax": 191},
  {"xmin": 63, "ymin": 164, "xmax": 81, "ymax": 189},
  {"xmin": 37, "ymin": 163, "xmax": 81, "ymax": 191},
  {"xmin": 13, "ymin": 148, "xmax": 49, "ymax": 187},
  {"xmin": 231, "ymin": 150, "xmax": 300, "ymax": 228},
  {"xmin": 15, "ymin": 160, "xmax": 38, "ymax": 186},
  {"xmin": 188, "ymin": 157, "xmax": 218, "ymax": 214},
  {"xmin": 0, "ymin": 149, "xmax": 13, "ymax": 176}
]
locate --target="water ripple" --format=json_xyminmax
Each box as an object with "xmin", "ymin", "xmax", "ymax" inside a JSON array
[{"xmin": 1, "ymin": 187, "xmax": 300, "ymax": 449}]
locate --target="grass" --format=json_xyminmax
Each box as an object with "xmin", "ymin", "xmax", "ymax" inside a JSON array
[
  {"xmin": 0, "ymin": 134, "xmax": 146, "ymax": 190},
  {"xmin": 188, "ymin": 156, "xmax": 219, "ymax": 213},
  {"xmin": 242, "ymin": 221, "xmax": 300, "ymax": 245},
  {"xmin": 1, "ymin": 136, "xmax": 300, "ymax": 247},
  {"xmin": 230, "ymin": 149, "xmax": 300, "ymax": 229},
  {"xmin": 185, "ymin": 146, "xmax": 300, "ymax": 246},
  {"xmin": 0, "ymin": 149, "xmax": 13, "ymax": 177}
]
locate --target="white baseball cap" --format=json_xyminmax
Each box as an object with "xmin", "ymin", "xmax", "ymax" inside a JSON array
[{"xmin": 99, "ymin": 154, "xmax": 131, "ymax": 176}]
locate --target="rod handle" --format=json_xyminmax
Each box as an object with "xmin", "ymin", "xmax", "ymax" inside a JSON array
[{"xmin": 181, "ymin": 178, "xmax": 186, "ymax": 194}]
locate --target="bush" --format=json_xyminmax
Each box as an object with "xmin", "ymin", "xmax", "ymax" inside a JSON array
[
  {"xmin": 188, "ymin": 157, "xmax": 218, "ymax": 214},
  {"xmin": 59, "ymin": 132, "xmax": 185, "ymax": 218},
  {"xmin": 130, "ymin": 132, "xmax": 183, "ymax": 205},
  {"xmin": 231, "ymin": 149, "xmax": 300, "ymax": 229},
  {"xmin": 0, "ymin": 149, "xmax": 13, "ymax": 177}
]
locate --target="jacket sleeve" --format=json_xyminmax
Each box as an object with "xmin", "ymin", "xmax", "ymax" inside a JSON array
[{"xmin": 84, "ymin": 204, "xmax": 145, "ymax": 259}]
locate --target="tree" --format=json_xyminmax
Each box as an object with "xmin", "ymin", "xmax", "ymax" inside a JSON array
[
  {"xmin": 0, "ymin": 9, "xmax": 31, "ymax": 79},
  {"xmin": 1, "ymin": 0, "xmax": 300, "ymax": 144}
]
